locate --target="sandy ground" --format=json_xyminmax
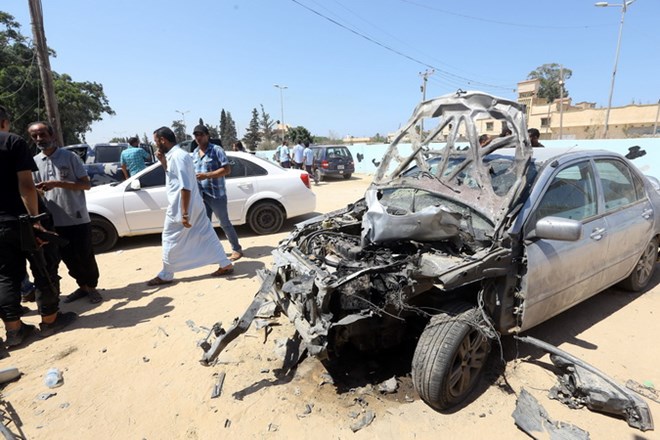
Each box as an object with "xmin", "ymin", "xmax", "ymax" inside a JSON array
[{"xmin": 1, "ymin": 173, "xmax": 659, "ymax": 440}]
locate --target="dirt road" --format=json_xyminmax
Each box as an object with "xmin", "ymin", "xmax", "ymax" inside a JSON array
[{"xmin": 2, "ymin": 174, "xmax": 658, "ymax": 439}]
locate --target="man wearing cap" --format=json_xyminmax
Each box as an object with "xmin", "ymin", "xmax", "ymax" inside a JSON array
[
  {"xmin": 146, "ymin": 126, "xmax": 234, "ymax": 286},
  {"xmin": 191, "ymin": 124, "xmax": 243, "ymax": 261}
]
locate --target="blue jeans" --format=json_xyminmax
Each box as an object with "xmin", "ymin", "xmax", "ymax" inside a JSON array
[{"xmin": 202, "ymin": 193, "xmax": 242, "ymax": 253}]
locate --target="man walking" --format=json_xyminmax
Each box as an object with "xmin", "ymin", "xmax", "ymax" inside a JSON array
[
  {"xmin": 29, "ymin": 121, "xmax": 102, "ymax": 304},
  {"xmin": 1, "ymin": 109, "xmax": 76, "ymax": 348},
  {"xmin": 192, "ymin": 124, "xmax": 243, "ymax": 261},
  {"xmin": 120, "ymin": 136, "xmax": 150, "ymax": 179},
  {"xmin": 146, "ymin": 127, "xmax": 234, "ymax": 286},
  {"xmin": 303, "ymin": 141, "xmax": 317, "ymax": 184},
  {"xmin": 292, "ymin": 141, "xmax": 304, "ymax": 169},
  {"xmin": 277, "ymin": 140, "xmax": 291, "ymax": 168}
]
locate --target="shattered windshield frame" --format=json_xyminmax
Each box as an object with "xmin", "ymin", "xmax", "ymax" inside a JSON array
[{"xmin": 367, "ymin": 91, "xmax": 534, "ymax": 235}]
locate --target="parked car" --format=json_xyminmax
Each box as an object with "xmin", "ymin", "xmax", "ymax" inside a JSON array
[
  {"xmin": 311, "ymin": 145, "xmax": 355, "ymax": 181},
  {"xmin": 86, "ymin": 151, "xmax": 316, "ymax": 252},
  {"xmin": 199, "ymin": 91, "xmax": 660, "ymax": 412},
  {"xmin": 63, "ymin": 142, "xmax": 155, "ymax": 186}
]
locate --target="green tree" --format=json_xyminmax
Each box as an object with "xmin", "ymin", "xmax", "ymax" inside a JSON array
[
  {"xmin": 220, "ymin": 109, "xmax": 237, "ymax": 148},
  {"xmin": 0, "ymin": 11, "xmax": 114, "ymax": 143},
  {"xmin": 371, "ymin": 133, "xmax": 386, "ymax": 143},
  {"xmin": 197, "ymin": 117, "xmax": 219, "ymax": 138},
  {"xmin": 259, "ymin": 104, "xmax": 275, "ymax": 145},
  {"xmin": 527, "ymin": 63, "xmax": 572, "ymax": 102},
  {"xmin": 172, "ymin": 120, "xmax": 187, "ymax": 143},
  {"xmin": 288, "ymin": 126, "xmax": 313, "ymax": 144},
  {"xmin": 242, "ymin": 107, "xmax": 261, "ymax": 151}
]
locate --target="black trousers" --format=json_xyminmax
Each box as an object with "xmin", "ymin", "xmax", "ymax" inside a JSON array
[
  {"xmin": 26, "ymin": 243, "xmax": 60, "ymax": 316},
  {"xmin": 55, "ymin": 223, "xmax": 99, "ymax": 289},
  {"xmin": 0, "ymin": 222, "xmax": 26, "ymax": 321}
]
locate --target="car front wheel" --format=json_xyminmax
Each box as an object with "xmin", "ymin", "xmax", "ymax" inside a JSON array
[
  {"xmin": 247, "ymin": 201, "xmax": 285, "ymax": 235},
  {"xmin": 412, "ymin": 302, "xmax": 491, "ymax": 410},
  {"xmin": 90, "ymin": 216, "xmax": 118, "ymax": 254},
  {"xmin": 619, "ymin": 237, "xmax": 658, "ymax": 292}
]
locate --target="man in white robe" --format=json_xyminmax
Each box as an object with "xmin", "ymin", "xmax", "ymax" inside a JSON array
[{"xmin": 146, "ymin": 127, "xmax": 234, "ymax": 286}]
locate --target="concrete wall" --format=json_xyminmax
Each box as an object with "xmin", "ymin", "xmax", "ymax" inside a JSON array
[{"xmin": 256, "ymin": 137, "xmax": 660, "ymax": 179}]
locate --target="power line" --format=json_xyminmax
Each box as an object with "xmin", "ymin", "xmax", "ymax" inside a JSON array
[
  {"xmin": 289, "ymin": 0, "xmax": 514, "ymax": 91},
  {"xmin": 399, "ymin": 0, "xmax": 615, "ymax": 30}
]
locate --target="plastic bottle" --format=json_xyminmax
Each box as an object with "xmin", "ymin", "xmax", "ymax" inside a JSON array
[{"xmin": 44, "ymin": 368, "xmax": 63, "ymax": 388}]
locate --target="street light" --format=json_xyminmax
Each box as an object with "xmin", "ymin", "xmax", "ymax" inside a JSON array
[
  {"xmin": 175, "ymin": 109, "xmax": 190, "ymax": 139},
  {"xmin": 595, "ymin": 0, "xmax": 636, "ymax": 138},
  {"xmin": 273, "ymin": 84, "xmax": 288, "ymax": 141}
]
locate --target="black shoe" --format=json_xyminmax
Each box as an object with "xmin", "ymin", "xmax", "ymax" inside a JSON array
[
  {"xmin": 39, "ymin": 312, "xmax": 78, "ymax": 337},
  {"xmin": 87, "ymin": 289, "xmax": 102, "ymax": 304},
  {"xmin": 5, "ymin": 323, "xmax": 37, "ymax": 348},
  {"xmin": 62, "ymin": 288, "xmax": 87, "ymax": 303}
]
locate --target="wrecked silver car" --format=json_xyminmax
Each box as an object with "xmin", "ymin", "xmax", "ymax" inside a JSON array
[{"xmin": 200, "ymin": 91, "xmax": 660, "ymax": 411}]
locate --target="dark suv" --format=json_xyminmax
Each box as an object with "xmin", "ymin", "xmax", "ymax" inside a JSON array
[{"xmin": 312, "ymin": 145, "xmax": 355, "ymax": 181}]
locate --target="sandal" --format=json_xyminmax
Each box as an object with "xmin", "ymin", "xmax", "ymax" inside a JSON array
[
  {"xmin": 87, "ymin": 289, "xmax": 103, "ymax": 304},
  {"xmin": 210, "ymin": 265, "xmax": 234, "ymax": 277},
  {"xmin": 62, "ymin": 288, "xmax": 87, "ymax": 303},
  {"xmin": 229, "ymin": 251, "xmax": 243, "ymax": 262},
  {"xmin": 146, "ymin": 277, "xmax": 173, "ymax": 286}
]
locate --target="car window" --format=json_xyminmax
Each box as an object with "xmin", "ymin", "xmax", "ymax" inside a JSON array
[
  {"xmin": 594, "ymin": 159, "xmax": 640, "ymax": 211},
  {"xmin": 328, "ymin": 148, "xmax": 348, "ymax": 158},
  {"xmin": 227, "ymin": 158, "xmax": 246, "ymax": 178},
  {"xmin": 243, "ymin": 159, "xmax": 267, "ymax": 176},
  {"xmin": 138, "ymin": 166, "xmax": 165, "ymax": 188},
  {"xmin": 535, "ymin": 161, "xmax": 597, "ymax": 221},
  {"xmin": 95, "ymin": 145, "xmax": 125, "ymax": 163}
]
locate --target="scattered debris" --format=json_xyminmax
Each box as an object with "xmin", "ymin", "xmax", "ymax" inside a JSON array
[
  {"xmin": 377, "ymin": 376, "xmax": 398, "ymax": 394},
  {"xmin": 186, "ymin": 320, "xmax": 200, "ymax": 334},
  {"xmin": 348, "ymin": 410, "xmax": 360, "ymax": 419},
  {"xmin": 59, "ymin": 402, "xmax": 69, "ymax": 409},
  {"xmin": 350, "ymin": 410, "xmax": 375, "ymax": 433},
  {"xmin": 516, "ymin": 336, "xmax": 654, "ymax": 432},
  {"xmin": 253, "ymin": 319, "xmax": 270, "ymax": 331},
  {"xmin": 260, "ymin": 368, "xmax": 270, "ymax": 374},
  {"xmin": 224, "ymin": 419, "xmax": 231, "ymax": 428},
  {"xmin": 44, "ymin": 368, "xmax": 63, "ymax": 388},
  {"xmin": 157, "ymin": 326, "xmax": 169, "ymax": 337},
  {"xmin": 37, "ymin": 392, "xmax": 56, "ymax": 401},
  {"xmin": 142, "ymin": 357, "xmax": 150, "ymax": 363},
  {"xmin": 101, "ymin": 348, "xmax": 107, "ymax": 353},
  {"xmin": 211, "ymin": 372, "xmax": 226, "ymax": 399},
  {"xmin": 512, "ymin": 388, "xmax": 589, "ymax": 440},
  {"xmin": 293, "ymin": 387, "xmax": 301, "ymax": 396},
  {"xmin": 626, "ymin": 380, "xmax": 660, "ymax": 404},
  {"xmin": 404, "ymin": 395, "xmax": 414, "ymax": 403},
  {"xmin": 319, "ymin": 373, "xmax": 334, "ymax": 386},
  {"xmin": 0, "ymin": 367, "xmax": 20, "ymax": 385},
  {"xmin": 267, "ymin": 423, "xmax": 279, "ymax": 432},
  {"xmin": 297, "ymin": 403, "xmax": 314, "ymax": 418}
]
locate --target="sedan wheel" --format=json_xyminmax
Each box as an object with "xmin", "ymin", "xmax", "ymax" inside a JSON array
[
  {"xmin": 619, "ymin": 237, "xmax": 659, "ymax": 292},
  {"xmin": 412, "ymin": 302, "xmax": 491, "ymax": 410},
  {"xmin": 247, "ymin": 201, "xmax": 285, "ymax": 235},
  {"xmin": 90, "ymin": 216, "xmax": 118, "ymax": 254}
]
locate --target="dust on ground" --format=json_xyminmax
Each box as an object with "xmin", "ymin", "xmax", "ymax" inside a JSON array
[{"xmin": 1, "ymin": 174, "xmax": 658, "ymax": 439}]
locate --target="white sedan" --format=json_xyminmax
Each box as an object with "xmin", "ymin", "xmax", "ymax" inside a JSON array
[{"xmin": 87, "ymin": 152, "xmax": 316, "ymax": 252}]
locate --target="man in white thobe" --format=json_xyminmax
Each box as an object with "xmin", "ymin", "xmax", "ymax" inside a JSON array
[{"xmin": 146, "ymin": 127, "xmax": 234, "ymax": 286}]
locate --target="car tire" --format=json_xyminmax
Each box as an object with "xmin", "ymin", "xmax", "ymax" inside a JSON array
[
  {"xmin": 412, "ymin": 301, "xmax": 491, "ymax": 410},
  {"xmin": 618, "ymin": 237, "xmax": 658, "ymax": 292},
  {"xmin": 247, "ymin": 201, "xmax": 285, "ymax": 235},
  {"xmin": 90, "ymin": 216, "xmax": 118, "ymax": 254},
  {"xmin": 343, "ymin": 173, "xmax": 352, "ymax": 180}
]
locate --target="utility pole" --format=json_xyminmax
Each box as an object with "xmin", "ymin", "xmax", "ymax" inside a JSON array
[
  {"xmin": 559, "ymin": 64, "xmax": 564, "ymax": 140},
  {"xmin": 653, "ymin": 98, "xmax": 660, "ymax": 137},
  {"xmin": 419, "ymin": 69, "xmax": 434, "ymax": 137},
  {"xmin": 28, "ymin": 0, "xmax": 63, "ymax": 146}
]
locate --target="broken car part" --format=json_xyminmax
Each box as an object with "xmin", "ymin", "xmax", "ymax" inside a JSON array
[{"xmin": 516, "ymin": 335, "xmax": 653, "ymax": 432}]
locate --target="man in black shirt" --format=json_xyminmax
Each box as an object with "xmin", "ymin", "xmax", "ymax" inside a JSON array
[{"xmin": 0, "ymin": 106, "xmax": 76, "ymax": 348}]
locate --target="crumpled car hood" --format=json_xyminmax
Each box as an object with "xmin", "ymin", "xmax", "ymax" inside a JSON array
[{"xmin": 363, "ymin": 91, "xmax": 533, "ymax": 245}]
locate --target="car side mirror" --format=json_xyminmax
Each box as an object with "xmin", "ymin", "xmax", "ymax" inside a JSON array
[
  {"xmin": 129, "ymin": 179, "xmax": 141, "ymax": 191},
  {"xmin": 533, "ymin": 216, "xmax": 582, "ymax": 241}
]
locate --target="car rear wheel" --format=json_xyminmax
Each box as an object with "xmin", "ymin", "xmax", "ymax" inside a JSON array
[
  {"xmin": 412, "ymin": 302, "xmax": 491, "ymax": 410},
  {"xmin": 90, "ymin": 216, "xmax": 118, "ymax": 254},
  {"xmin": 314, "ymin": 169, "xmax": 323, "ymax": 182},
  {"xmin": 618, "ymin": 237, "xmax": 658, "ymax": 292},
  {"xmin": 247, "ymin": 201, "xmax": 285, "ymax": 235},
  {"xmin": 343, "ymin": 173, "xmax": 352, "ymax": 179}
]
